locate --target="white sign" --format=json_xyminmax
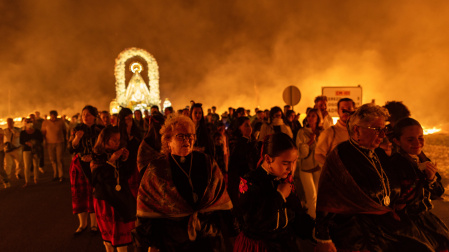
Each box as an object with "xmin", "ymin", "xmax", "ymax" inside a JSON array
[{"xmin": 322, "ymin": 86, "xmax": 362, "ymax": 117}]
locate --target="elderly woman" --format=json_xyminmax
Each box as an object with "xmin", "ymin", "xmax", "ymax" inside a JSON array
[
  {"xmin": 315, "ymin": 103, "xmax": 433, "ymax": 252},
  {"xmin": 134, "ymin": 115, "xmax": 234, "ymax": 252}
]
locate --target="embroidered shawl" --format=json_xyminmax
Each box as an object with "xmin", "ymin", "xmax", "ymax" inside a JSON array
[
  {"xmin": 316, "ymin": 146, "xmax": 393, "ymax": 215},
  {"xmin": 137, "ymin": 151, "xmax": 233, "ymax": 241}
]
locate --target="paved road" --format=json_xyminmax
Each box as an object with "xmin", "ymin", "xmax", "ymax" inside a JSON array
[
  {"xmin": 1, "ymin": 152, "xmax": 448, "ymax": 252},
  {"xmin": 0, "ymin": 152, "xmax": 104, "ymax": 252}
]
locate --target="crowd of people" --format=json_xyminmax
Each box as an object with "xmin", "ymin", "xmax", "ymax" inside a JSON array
[{"xmin": 0, "ymin": 96, "xmax": 448, "ymax": 252}]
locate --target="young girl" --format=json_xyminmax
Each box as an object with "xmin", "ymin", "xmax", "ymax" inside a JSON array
[
  {"xmin": 91, "ymin": 126, "xmax": 136, "ymax": 252},
  {"xmin": 235, "ymin": 133, "xmax": 313, "ymax": 252},
  {"xmin": 391, "ymin": 117, "xmax": 449, "ymax": 251}
]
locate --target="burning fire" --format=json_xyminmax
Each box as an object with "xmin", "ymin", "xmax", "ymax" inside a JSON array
[{"xmin": 423, "ymin": 127, "xmax": 442, "ymax": 135}]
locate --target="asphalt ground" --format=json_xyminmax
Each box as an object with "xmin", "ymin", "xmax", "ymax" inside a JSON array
[
  {"xmin": 0, "ymin": 151, "xmax": 448, "ymax": 252},
  {"xmin": 0, "ymin": 151, "xmax": 105, "ymax": 252}
]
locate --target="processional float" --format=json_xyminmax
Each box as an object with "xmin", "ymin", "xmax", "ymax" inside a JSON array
[{"xmin": 110, "ymin": 47, "xmax": 164, "ymax": 113}]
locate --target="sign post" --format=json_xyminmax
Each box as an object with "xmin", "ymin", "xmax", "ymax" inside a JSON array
[{"xmin": 283, "ymin": 86, "xmax": 301, "ymax": 109}]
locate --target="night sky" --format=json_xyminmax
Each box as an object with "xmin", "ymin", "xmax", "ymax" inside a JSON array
[{"xmin": 1, "ymin": 0, "xmax": 449, "ymax": 129}]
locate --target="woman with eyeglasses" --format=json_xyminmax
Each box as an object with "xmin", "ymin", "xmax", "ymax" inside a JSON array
[
  {"xmin": 134, "ymin": 115, "xmax": 235, "ymax": 252},
  {"xmin": 389, "ymin": 118, "xmax": 449, "ymax": 251},
  {"xmin": 315, "ymin": 103, "xmax": 433, "ymax": 252}
]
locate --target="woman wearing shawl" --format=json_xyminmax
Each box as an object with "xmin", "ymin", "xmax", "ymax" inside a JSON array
[
  {"xmin": 235, "ymin": 133, "xmax": 314, "ymax": 252},
  {"xmin": 315, "ymin": 104, "xmax": 434, "ymax": 252},
  {"xmin": 91, "ymin": 126, "xmax": 136, "ymax": 252},
  {"xmin": 134, "ymin": 115, "xmax": 234, "ymax": 252},
  {"xmin": 390, "ymin": 118, "xmax": 449, "ymax": 251},
  {"xmin": 69, "ymin": 105, "xmax": 103, "ymax": 235}
]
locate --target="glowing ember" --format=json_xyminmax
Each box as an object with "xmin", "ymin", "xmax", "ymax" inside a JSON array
[{"xmin": 424, "ymin": 127, "xmax": 442, "ymax": 135}]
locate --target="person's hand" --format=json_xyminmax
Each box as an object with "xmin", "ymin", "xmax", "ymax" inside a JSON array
[
  {"xmin": 308, "ymin": 134, "xmax": 316, "ymax": 146},
  {"xmin": 379, "ymin": 138, "xmax": 392, "ymax": 156},
  {"xmin": 424, "ymin": 161, "xmax": 438, "ymax": 181},
  {"xmin": 315, "ymin": 242, "xmax": 337, "ymax": 252},
  {"xmin": 72, "ymin": 130, "xmax": 84, "ymax": 147},
  {"xmin": 277, "ymin": 182, "xmax": 292, "ymax": 199},
  {"xmin": 81, "ymin": 154, "xmax": 92, "ymax": 162},
  {"xmin": 121, "ymin": 148, "xmax": 129, "ymax": 161},
  {"xmin": 149, "ymin": 247, "xmax": 160, "ymax": 252},
  {"xmin": 26, "ymin": 141, "xmax": 32, "ymax": 147},
  {"xmin": 74, "ymin": 130, "xmax": 84, "ymax": 140},
  {"xmin": 110, "ymin": 148, "xmax": 125, "ymax": 163}
]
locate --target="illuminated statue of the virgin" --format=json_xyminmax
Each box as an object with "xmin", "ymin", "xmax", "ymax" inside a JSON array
[{"xmin": 125, "ymin": 62, "xmax": 151, "ymax": 105}]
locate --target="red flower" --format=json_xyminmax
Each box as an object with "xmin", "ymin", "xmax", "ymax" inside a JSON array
[
  {"xmin": 239, "ymin": 178, "xmax": 248, "ymax": 194},
  {"xmin": 285, "ymin": 174, "xmax": 294, "ymax": 184}
]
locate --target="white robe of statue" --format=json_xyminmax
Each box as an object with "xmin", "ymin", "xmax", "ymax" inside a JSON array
[{"xmin": 125, "ymin": 71, "xmax": 151, "ymax": 105}]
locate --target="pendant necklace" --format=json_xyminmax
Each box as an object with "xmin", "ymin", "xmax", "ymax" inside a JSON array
[
  {"xmin": 171, "ymin": 154, "xmax": 198, "ymax": 203},
  {"xmin": 108, "ymin": 153, "xmax": 121, "ymax": 191},
  {"xmin": 350, "ymin": 140, "xmax": 391, "ymax": 206},
  {"xmin": 114, "ymin": 162, "xmax": 121, "ymax": 191}
]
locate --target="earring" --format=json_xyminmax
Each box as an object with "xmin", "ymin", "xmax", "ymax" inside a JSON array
[{"xmin": 267, "ymin": 162, "xmax": 273, "ymax": 173}]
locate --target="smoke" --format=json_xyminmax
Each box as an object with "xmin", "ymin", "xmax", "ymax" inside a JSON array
[{"xmin": 1, "ymin": 0, "xmax": 449, "ymax": 130}]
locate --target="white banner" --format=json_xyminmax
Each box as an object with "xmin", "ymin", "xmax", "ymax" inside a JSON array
[{"xmin": 322, "ymin": 86, "xmax": 362, "ymax": 117}]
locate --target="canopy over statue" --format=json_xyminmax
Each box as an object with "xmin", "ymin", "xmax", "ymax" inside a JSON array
[{"xmin": 110, "ymin": 47, "xmax": 161, "ymax": 113}]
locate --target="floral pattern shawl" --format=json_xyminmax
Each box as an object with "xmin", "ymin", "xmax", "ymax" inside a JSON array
[{"xmin": 137, "ymin": 151, "xmax": 233, "ymax": 241}]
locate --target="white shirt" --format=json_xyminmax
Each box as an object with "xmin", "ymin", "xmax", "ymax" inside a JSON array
[
  {"xmin": 315, "ymin": 120, "xmax": 349, "ymax": 167},
  {"xmin": 3, "ymin": 127, "xmax": 21, "ymax": 148},
  {"xmin": 258, "ymin": 118, "xmax": 293, "ymax": 141}
]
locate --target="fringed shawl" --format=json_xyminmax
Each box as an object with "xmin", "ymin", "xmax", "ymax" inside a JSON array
[
  {"xmin": 136, "ymin": 139, "xmax": 160, "ymax": 173},
  {"xmin": 137, "ymin": 151, "xmax": 233, "ymax": 241},
  {"xmin": 316, "ymin": 146, "xmax": 393, "ymax": 215}
]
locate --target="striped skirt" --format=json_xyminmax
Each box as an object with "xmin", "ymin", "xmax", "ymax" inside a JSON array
[{"xmin": 70, "ymin": 155, "xmax": 94, "ymax": 214}]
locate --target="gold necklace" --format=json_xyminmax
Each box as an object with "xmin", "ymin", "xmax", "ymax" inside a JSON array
[
  {"xmin": 114, "ymin": 165, "xmax": 121, "ymax": 191},
  {"xmin": 108, "ymin": 153, "xmax": 121, "ymax": 191},
  {"xmin": 171, "ymin": 154, "xmax": 198, "ymax": 203},
  {"xmin": 350, "ymin": 140, "xmax": 391, "ymax": 206}
]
